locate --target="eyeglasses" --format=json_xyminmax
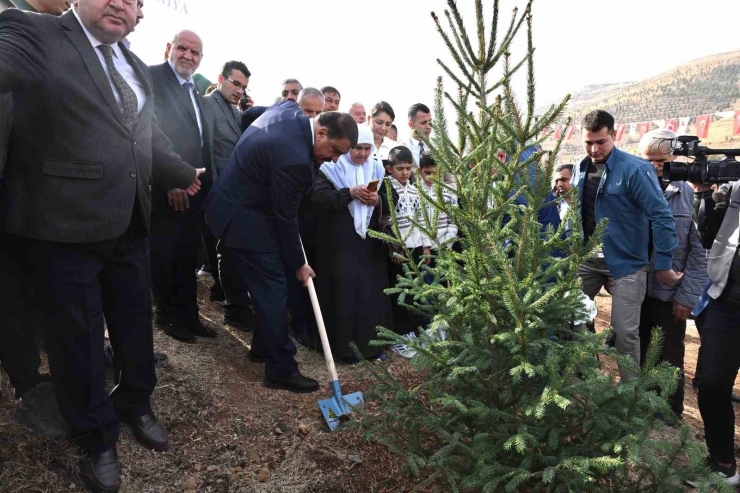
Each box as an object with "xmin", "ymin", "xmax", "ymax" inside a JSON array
[{"xmin": 224, "ymin": 75, "xmax": 249, "ymax": 92}]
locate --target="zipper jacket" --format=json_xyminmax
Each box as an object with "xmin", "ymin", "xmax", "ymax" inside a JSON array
[{"xmin": 572, "ymin": 147, "xmax": 677, "ymax": 279}]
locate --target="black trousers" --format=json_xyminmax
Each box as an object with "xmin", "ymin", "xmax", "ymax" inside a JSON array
[
  {"xmin": 218, "ymin": 244, "xmax": 298, "ymax": 379},
  {"xmin": 0, "ymin": 234, "xmax": 45, "ymax": 398},
  {"xmin": 25, "ymin": 228, "xmax": 155, "ymax": 453},
  {"xmin": 638, "ymin": 296, "xmax": 686, "ymax": 416},
  {"xmin": 695, "ymin": 296, "xmax": 740, "ymax": 465},
  {"xmin": 150, "ymin": 202, "xmax": 203, "ymax": 325}
]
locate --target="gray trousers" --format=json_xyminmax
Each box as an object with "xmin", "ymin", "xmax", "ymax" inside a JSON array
[{"xmin": 578, "ymin": 256, "xmax": 647, "ymax": 370}]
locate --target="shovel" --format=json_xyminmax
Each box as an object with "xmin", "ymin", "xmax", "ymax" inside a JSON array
[{"xmin": 301, "ymin": 246, "xmax": 364, "ymax": 431}]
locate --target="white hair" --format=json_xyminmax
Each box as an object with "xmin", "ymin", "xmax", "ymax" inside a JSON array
[
  {"xmin": 639, "ymin": 128, "xmax": 677, "ymax": 155},
  {"xmin": 297, "ymin": 87, "xmax": 324, "ymax": 104}
]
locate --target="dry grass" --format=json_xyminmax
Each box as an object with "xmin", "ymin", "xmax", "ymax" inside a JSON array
[
  {"xmin": 0, "ymin": 279, "xmax": 417, "ymax": 493},
  {"xmin": 2, "ymin": 282, "xmax": 740, "ymax": 492}
]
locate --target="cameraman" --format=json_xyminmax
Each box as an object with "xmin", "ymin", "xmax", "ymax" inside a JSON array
[{"xmin": 688, "ymin": 177, "xmax": 740, "ymax": 485}]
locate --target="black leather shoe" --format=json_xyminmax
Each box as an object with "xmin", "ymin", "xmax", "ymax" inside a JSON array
[
  {"xmin": 209, "ymin": 284, "xmax": 226, "ymax": 304},
  {"xmin": 159, "ymin": 322, "xmax": 196, "ymax": 344},
  {"xmin": 80, "ymin": 448, "xmax": 120, "ymax": 493},
  {"xmin": 248, "ymin": 351, "xmax": 266, "ymax": 363},
  {"xmin": 120, "ymin": 412, "xmax": 170, "ymax": 451},
  {"xmin": 223, "ymin": 308, "xmax": 256, "ymax": 333},
  {"xmin": 187, "ymin": 319, "xmax": 217, "ymax": 339},
  {"xmin": 263, "ymin": 372, "xmax": 320, "ymax": 393}
]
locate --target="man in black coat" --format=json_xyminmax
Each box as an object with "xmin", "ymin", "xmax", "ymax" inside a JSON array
[
  {"xmin": 207, "ymin": 104, "xmax": 358, "ymax": 393},
  {"xmin": 0, "ymin": 3, "xmax": 203, "ymax": 491},
  {"xmin": 0, "ymin": 0, "xmax": 71, "ymax": 442},
  {"xmin": 149, "ymin": 30, "xmax": 216, "ymax": 343}
]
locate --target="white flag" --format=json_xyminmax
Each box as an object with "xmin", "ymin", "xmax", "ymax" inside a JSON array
[
  {"xmin": 629, "ymin": 123, "xmax": 637, "ymax": 139},
  {"xmin": 652, "ymin": 119, "xmax": 666, "ymax": 129},
  {"xmin": 678, "ymin": 117, "xmax": 690, "ymax": 135}
]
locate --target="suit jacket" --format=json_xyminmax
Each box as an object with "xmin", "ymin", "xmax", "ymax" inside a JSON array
[
  {"xmin": 0, "ymin": 9, "xmax": 196, "ymax": 243},
  {"xmin": 149, "ymin": 62, "xmax": 211, "ymax": 209},
  {"xmin": 240, "ymin": 105, "xmax": 268, "ymax": 133},
  {"xmin": 202, "ymin": 90, "xmax": 241, "ymax": 182},
  {"xmin": 206, "ymin": 101, "xmax": 314, "ymax": 271}
]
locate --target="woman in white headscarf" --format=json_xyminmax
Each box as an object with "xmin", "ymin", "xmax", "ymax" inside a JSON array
[{"xmin": 312, "ymin": 124, "xmax": 394, "ymax": 362}]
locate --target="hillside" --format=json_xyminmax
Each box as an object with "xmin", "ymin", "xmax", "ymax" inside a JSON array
[
  {"xmin": 540, "ymin": 50, "xmax": 740, "ymax": 163},
  {"xmin": 542, "ymin": 50, "xmax": 740, "ymax": 124}
]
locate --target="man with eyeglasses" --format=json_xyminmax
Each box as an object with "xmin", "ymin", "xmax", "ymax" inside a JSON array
[
  {"xmin": 148, "ymin": 30, "xmax": 216, "ymax": 344},
  {"xmin": 202, "ymin": 60, "xmax": 253, "ymax": 321},
  {"xmin": 0, "ymin": 0, "xmax": 204, "ymax": 490}
]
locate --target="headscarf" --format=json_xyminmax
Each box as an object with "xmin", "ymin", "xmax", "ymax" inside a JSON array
[{"xmin": 319, "ymin": 124, "xmax": 385, "ymax": 238}]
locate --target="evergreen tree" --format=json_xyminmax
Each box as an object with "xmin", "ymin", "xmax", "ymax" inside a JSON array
[{"xmin": 360, "ymin": 1, "xmax": 726, "ymax": 491}]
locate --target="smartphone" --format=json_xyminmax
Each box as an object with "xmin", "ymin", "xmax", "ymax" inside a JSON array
[{"xmin": 367, "ymin": 179, "xmax": 380, "ymax": 192}]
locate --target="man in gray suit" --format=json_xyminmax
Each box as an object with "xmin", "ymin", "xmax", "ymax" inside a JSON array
[
  {"xmin": 0, "ymin": 2, "xmax": 203, "ymax": 491},
  {"xmin": 203, "ymin": 60, "xmax": 250, "ymax": 181},
  {"xmin": 201, "ymin": 60, "xmax": 250, "ymax": 313}
]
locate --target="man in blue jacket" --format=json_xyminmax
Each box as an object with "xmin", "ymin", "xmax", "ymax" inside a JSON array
[
  {"xmin": 206, "ymin": 102, "xmax": 357, "ymax": 393},
  {"xmin": 573, "ymin": 110, "xmax": 680, "ymax": 376}
]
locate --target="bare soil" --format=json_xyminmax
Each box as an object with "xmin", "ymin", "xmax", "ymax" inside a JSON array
[{"xmin": 1, "ymin": 282, "xmax": 738, "ymax": 492}]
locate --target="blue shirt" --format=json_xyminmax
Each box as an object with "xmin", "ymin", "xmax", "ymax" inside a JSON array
[{"xmin": 573, "ymin": 147, "xmax": 677, "ymax": 278}]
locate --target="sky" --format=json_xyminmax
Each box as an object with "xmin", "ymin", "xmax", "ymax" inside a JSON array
[{"xmin": 129, "ymin": 0, "xmax": 740, "ymax": 141}]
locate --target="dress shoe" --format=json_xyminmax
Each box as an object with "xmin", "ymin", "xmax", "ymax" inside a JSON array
[
  {"xmin": 209, "ymin": 285, "xmax": 227, "ymax": 304},
  {"xmin": 187, "ymin": 319, "xmax": 217, "ymax": 339},
  {"xmin": 248, "ymin": 351, "xmax": 266, "ymax": 363},
  {"xmin": 158, "ymin": 321, "xmax": 196, "ymax": 344},
  {"xmin": 80, "ymin": 448, "xmax": 120, "ymax": 493},
  {"xmin": 15, "ymin": 381, "xmax": 69, "ymax": 441},
  {"xmin": 120, "ymin": 412, "xmax": 170, "ymax": 451},
  {"xmin": 223, "ymin": 307, "xmax": 256, "ymax": 333},
  {"xmin": 263, "ymin": 371, "xmax": 320, "ymax": 393}
]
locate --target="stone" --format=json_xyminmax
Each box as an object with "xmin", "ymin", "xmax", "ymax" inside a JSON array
[
  {"xmin": 257, "ymin": 467, "xmax": 270, "ymax": 482},
  {"xmin": 183, "ymin": 476, "xmax": 198, "ymax": 490}
]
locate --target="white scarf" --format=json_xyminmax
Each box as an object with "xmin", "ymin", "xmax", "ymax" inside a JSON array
[{"xmin": 319, "ymin": 125, "xmax": 384, "ymax": 238}]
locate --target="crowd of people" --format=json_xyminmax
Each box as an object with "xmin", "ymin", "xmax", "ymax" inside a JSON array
[{"xmin": 1, "ymin": 0, "xmax": 739, "ymax": 492}]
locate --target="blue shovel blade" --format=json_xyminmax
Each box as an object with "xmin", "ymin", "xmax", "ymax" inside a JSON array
[{"xmin": 318, "ymin": 381, "xmax": 364, "ymax": 431}]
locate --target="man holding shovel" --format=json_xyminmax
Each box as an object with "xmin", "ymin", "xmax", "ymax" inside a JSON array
[{"xmin": 206, "ymin": 102, "xmax": 357, "ymax": 393}]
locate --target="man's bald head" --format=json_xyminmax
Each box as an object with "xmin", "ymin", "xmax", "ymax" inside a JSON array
[
  {"xmin": 298, "ymin": 88, "xmax": 324, "ymax": 118},
  {"xmin": 166, "ymin": 30, "xmax": 204, "ymax": 80}
]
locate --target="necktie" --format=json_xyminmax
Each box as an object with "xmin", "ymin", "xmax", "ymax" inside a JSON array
[
  {"xmin": 97, "ymin": 45, "xmax": 138, "ymax": 132},
  {"xmin": 418, "ymin": 141, "xmax": 424, "ymax": 161},
  {"xmin": 182, "ymin": 82, "xmax": 203, "ymax": 143}
]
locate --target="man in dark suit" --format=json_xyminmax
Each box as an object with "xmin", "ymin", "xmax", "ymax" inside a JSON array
[
  {"xmin": 149, "ymin": 30, "xmax": 216, "ymax": 343},
  {"xmin": 0, "ymin": 0, "xmax": 71, "ymax": 442},
  {"xmin": 207, "ymin": 105, "xmax": 357, "ymax": 393},
  {"xmin": 202, "ymin": 60, "xmax": 252, "ymax": 323},
  {"xmin": 0, "ymin": 3, "xmax": 204, "ymax": 491}
]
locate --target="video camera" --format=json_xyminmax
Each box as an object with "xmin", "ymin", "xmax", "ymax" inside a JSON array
[{"xmin": 663, "ymin": 136, "xmax": 740, "ymax": 184}]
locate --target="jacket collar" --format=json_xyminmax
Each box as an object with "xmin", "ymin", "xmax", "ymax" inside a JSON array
[
  {"xmin": 211, "ymin": 90, "xmax": 240, "ymax": 134},
  {"xmin": 61, "ymin": 11, "xmax": 129, "ymax": 133},
  {"xmin": 160, "ymin": 61, "xmax": 199, "ymax": 127}
]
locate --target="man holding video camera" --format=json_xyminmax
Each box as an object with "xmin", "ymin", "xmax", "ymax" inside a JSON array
[{"xmin": 687, "ymin": 160, "xmax": 740, "ymax": 486}]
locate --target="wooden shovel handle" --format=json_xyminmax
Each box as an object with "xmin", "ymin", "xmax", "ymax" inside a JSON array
[{"xmin": 300, "ymin": 241, "xmax": 339, "ymax": 382}]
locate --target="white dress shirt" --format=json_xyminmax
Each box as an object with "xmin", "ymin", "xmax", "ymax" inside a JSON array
[
  {"xmin": 400, "ymin": 135, "xmax": 426, "ymax": 167},
  {"xmin": 372, "ymin": 136, "xmax": 399, "ymax": 168},
  {"xmin": 73, "ymin": 8, "xmax": 146, "ymax": 115},
  {"xmin": 167, "ymin": 61, "xmax": 204, "ymax": 144}
]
